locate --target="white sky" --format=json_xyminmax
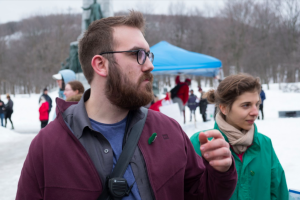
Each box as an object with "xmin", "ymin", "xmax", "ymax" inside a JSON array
[{"xmin": 0, "ymin": 0, "xmax": 225, "ymax": 24}]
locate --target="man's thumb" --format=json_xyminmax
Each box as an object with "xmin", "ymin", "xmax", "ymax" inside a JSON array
[{"xmin": 199, "ymin": 132, "xmax": 208, "ymax": 145}]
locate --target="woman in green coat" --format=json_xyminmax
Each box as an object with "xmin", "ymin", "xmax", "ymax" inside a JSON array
[{"xmin": 190, "ymin": 73, "xmax": 288, "ymax": 200}]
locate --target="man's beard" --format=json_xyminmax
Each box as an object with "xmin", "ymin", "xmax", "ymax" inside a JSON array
[{"xmin": 105, "ymin": 62, "xmax": 154, "ymax": 110}]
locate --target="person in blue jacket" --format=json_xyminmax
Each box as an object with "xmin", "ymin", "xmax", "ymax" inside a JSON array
[
  {"xmin": 52, "ymin": 69, "xmax": 76, "ymax": 100},
  {"xmin": 187, "ymin": 89, "xmax": 198, "ymax": 121},
  {"xmin": 258, "ymin": 86, "xmax": 266, "ymax": 120},
  {"xmin": 51, "ymin": 69, "xmax": 76, "ymax": 121}
]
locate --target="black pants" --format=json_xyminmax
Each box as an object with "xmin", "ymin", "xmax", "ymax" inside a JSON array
[
  {"xmin": 5, "ymin": 111, "xmax": 14, "ymax": 129},
  {"xmin": 258, "ymin": 104, "xmax": 264, "ymax": 120},
  {"xmin": 202, "ymin": 113, "xmax": 207, "ymax": 122},
  {"xmin": 41, "ymin": 120, "xmax": 49, "ymax": 129}
]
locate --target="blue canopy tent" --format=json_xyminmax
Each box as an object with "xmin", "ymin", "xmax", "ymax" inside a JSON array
[{"xmin": 150, "ymin": 41, "xmax": 222, "ymax": 77}]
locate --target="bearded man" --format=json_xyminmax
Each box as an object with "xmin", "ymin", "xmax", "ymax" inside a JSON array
[{"xmin": 16, "ymin": 11, "xmax": 237, "ymax": 200}]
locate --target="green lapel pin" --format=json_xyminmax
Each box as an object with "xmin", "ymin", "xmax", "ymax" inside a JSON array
[{"xmin": 148, "ymin": 133, "xmax": 157, "ymax": 144}]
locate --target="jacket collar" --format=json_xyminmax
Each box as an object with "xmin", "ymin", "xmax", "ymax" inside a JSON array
[
  {"xmin": 61, "ymin": 88, "xmax": 145, "ymax": 139},
  {"xmin": 214, "ymin": 122, "xmax": 261, "ymax": 163}
]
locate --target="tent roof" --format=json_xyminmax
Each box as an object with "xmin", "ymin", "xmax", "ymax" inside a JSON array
[{"xmin": 150, "ymin": 41, "xmax": 222, "ymax": 77}]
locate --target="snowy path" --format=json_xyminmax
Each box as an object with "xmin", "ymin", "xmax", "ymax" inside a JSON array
[{"xmin": 0, "ymin": 128, "xmax": 36, "ymax": 200}]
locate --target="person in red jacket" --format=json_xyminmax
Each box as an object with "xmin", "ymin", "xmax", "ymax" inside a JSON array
[
  {"xmin": 173, "ymin": 75, "xmax": 191, "ymax": 123},
  {"xmin": 39, "ymin": 96, "xmax": 49, "ymax": 129}
]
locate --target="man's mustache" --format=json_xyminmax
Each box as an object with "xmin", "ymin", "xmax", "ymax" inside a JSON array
[{"xmin": 138, "ymin": 72, "xmax": 153, "ymax": 85}]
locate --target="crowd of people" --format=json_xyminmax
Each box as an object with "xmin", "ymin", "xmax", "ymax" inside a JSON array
[
  {"xmin": 37, "ymin": 71, "xmax": 85, "ymax": 129},
  {"xmin": 170, "ymin": 75, "xmax": 212, "ymax": 124},
  {"xmin": 0, "ymin": 94, "xmax": 14, "ymax": 129},
  {"xmin": 171, "ymin": 75, "xmax": 266, "ymax": 125},
  {"xmin": 0, "ymin": 68, "xmax": 84, "ymax": 130},
  {"xmin": 14, "ymin": 11, "xmax": 285, "ymax": 200}
]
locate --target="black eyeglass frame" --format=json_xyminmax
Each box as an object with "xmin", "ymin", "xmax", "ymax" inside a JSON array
[{"xmin": 99, "ymin": 49, "xmax": 154, "ymax": 65}]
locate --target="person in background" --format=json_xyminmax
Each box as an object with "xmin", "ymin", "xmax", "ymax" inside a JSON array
[
  {"xmin": 64, "ymin": 80, "xmax": 85, "ymax": 102},
  {"xmin": 0, "ymin": 95, "xmax": 5, "ymax": 127},
  {"xmin": 4, "ymin": 94, "xmax": 14, "ymax": 130},
  {"xmin": 187, "ymin": 89, "xmax": 198, "ymax": 122},
  {"xmin": 39, "ymin": 88, "xmax": 52, "ymax": 114},
  {"xmin": 39, "ymin": 96, "xmax": 49, "ymax": 129},
  {"xmin": 52, "ymin": 69, "xmax": 76, "ymax": 100},
  {"xmin": 149, "ymin": 92, "xmax": 172, "ymax": 112},
  {"xmin": 199, "ymin": 87, "xmax": 209, "ymax": 122},
  {"xmin": 172, "ymin": 75, "xmax": 191, "ymax": 124},
  {"xmin": 190, "ymin": 73, "xmax": 288, "ymax": 200},
  {"xmin": 258, "ymin": 86, "xmax": 266, "ymax": 120}
]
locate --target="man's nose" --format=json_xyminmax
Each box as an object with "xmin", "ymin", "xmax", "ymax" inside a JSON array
[{"xmin": 142, "ymin": 57, "xmax": 154, "ymax": 72}]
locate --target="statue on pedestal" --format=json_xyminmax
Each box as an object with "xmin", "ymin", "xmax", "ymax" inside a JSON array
[
  {"xmin": 61, "ymin": 42, "xmax": 82, "ymax": 73},
  {"xmin": 82, "ymin": 0, "xmax": 103, "ymax": 30},
  {"xmin": 61, "ymin": 0, "xmax": 108, "ymax": 73}
]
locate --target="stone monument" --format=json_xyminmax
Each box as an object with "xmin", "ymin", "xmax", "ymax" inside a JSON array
[
  {"xmin": 61, "ymin": 0, "xmax": 113, "ymax": 73},
  {"xmin": 61, "ymin": 42, "xmax": 81, "ymax": 73},
  {"xmin": 82, "ymin": 0, "xmax": 103, "ymax": 30}
]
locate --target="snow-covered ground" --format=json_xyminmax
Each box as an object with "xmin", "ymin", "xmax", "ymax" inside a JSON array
[{"xmin": 1, "ymin": 83, "xmax": 300, "ymax": 199}]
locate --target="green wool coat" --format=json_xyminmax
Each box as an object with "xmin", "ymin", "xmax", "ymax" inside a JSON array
[{"xmin": 190, "ymin": 123, "xmax": 289, "ymax": 200}]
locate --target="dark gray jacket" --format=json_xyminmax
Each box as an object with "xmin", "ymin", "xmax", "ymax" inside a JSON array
[
  {"xmin": 5, "ymin": 99, "xmax": 13, "ymax": 112},
  {"xmin": 0, "ymin": 100, "xmax": 4, "ymax": 114}
]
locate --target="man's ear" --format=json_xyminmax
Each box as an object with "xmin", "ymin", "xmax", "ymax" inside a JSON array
[
  {"xmin": 91, "ymin": 55, "xmax": 108, "ymax": 77},
  {"xmin": 219, "ymin": 104, "xmax": 228, "ymax": 116}
]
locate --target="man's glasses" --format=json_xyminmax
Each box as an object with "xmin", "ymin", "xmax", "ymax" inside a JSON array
[{"xmin": 99, "ymin": 49, "xmax": 154, "ymax": 65}]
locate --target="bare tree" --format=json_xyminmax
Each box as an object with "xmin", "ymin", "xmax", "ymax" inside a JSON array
[
  {"xmin": 277, "ymin": 0, "xmax": 300, "ymax": 82},
  {"xmin": 0, "ymin": 14, "xmax": 81, "ymax": 94},
  {"xmin": 1, "ymin": 2, "xmax": 300, "ymax": 94}
]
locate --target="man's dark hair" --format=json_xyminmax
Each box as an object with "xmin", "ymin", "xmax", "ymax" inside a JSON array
[{"xmin": 79, "ymin": 10, "xmax": 145, "ymax": 84}]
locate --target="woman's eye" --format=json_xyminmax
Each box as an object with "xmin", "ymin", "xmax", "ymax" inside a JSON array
[{"xmin": 242, "ymin": 104, "xmax": 249, "ymax": 108}]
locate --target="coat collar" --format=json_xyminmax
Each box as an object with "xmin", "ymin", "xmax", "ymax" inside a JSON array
[
  {"xmin": 214, "ymin": 122, "xmax": 261, "ymax": 165},
  {"xmin": 59, "ymin": 89, "xmax": 145, "ymax": 139}
]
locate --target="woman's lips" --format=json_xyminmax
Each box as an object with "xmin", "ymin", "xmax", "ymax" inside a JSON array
[{"xmin": 246, "ymin": 120, "xmax": 254, "ymax": 124}]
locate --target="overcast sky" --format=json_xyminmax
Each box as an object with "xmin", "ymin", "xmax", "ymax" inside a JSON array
[{"xmin": 0, "ymin": 0, "xmax": 225, "ymax": 24}]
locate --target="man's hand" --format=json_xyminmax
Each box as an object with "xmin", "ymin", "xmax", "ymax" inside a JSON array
[{"xmin": 199, "ymin": 130, "xmax": 232, "ymax": 172}]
